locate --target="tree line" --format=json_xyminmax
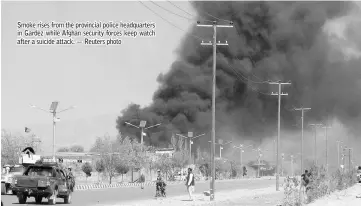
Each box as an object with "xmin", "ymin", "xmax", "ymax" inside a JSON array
[{"xmin": 80, "ymin": 134, "xmax": 248, "ymax": 184}]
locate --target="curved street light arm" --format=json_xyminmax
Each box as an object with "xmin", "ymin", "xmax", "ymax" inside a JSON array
[
  {"xmin": 57, "ymin": 106, "xmax": 76, "ymax": 114},
  {"xmin": 30, "ymin": 104, "xmax": 50, "ymax": 113},
  {"xmin": 193, "ymin": 133, "xmax": 206, "ymax": 139},
  {"xmin": 145, "ymin": 123, "xmax": 161, "ymax": 130},
  {"xmin": 176, "ymin": 134, "xmax": 188, "ymax": 139},
  {"xmin": 223, "ymin": 141, "xmax": 232, "ymax": 146},
  {"xmin": 125, "ymin": 122, "xmax": 140, "ymax": 129}
]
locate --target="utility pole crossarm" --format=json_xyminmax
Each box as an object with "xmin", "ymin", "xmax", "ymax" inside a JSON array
[
  {"xmin": 294, "ymin": 107, "xmax": 311, "ymax": 111},
  {"xmin": 201, "ymin": 41, "xmax": 229, "ymax": 46}
]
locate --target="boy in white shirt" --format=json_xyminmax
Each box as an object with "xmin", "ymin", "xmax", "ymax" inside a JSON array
[{"xmin": 185, "ymin": 168, "xmax": 195, "ymax": 201}]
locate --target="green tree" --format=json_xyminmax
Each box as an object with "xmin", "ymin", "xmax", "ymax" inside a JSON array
[
  {"xmin": 81, "ymin": 162, "xmax": 93, "ymax": 183},
  {"xmin": 70, "ymin": 145, "xmax": 84, "ymax": 152},
  {"xmin": 115, "ymin": 161, "xmax": 130, "ymax": 181},
  {"xmin": 1, "ymin": 130, "xmax": 31, "ymax": 166},
  {"xmin": 95, "ymin": 159, "xmax": 105, "ymax": 182},
  {"xmin": 57, "ymin": 147, "xmax": 70, "ymax": 152},
  {"xmin": 90, "ymin": 135, "xmax": 119, "ymax": 184}
]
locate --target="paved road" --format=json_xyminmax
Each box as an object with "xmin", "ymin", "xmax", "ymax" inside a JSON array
[{"xmin": 1, "ymin": 178, "xmax": 279, "ymax": 206}]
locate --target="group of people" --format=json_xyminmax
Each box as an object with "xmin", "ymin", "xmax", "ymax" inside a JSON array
[{"xmin": 139, "ymin": 167, "xmax": 196, "ymax": 201}]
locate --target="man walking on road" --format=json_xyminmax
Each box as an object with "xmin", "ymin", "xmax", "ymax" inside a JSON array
[
  {"xmin": 139, "ymin": 169, "xmax": 145, "ymax": 189},
  {"xmin": 185, "ymin": 168, "xmax": 195, "ymax": 201}
]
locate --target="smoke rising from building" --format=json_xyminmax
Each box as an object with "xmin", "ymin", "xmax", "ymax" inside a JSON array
[{"xmin": 116, "ymin": 1, "xmax": 361, "ymax": 160}]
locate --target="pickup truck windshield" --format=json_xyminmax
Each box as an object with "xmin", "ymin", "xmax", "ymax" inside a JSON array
[
  {"xmin": 26, "ymin": 167, "xmax": 53, "ymax": 177},
  {"xmin": 9, "ymin": 167, "xmax": 23, "ymax": 173}
]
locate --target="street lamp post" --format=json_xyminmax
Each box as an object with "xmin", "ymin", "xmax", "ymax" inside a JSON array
[
  {"xmin": 252, "ymin": 148, "xmax": 267, "ymax": 178},
  {"xmin": 233, "ymin": 144, "xmax": 252, "ymax": 167},
  {"xmin": 30, "ymin": 102, "xmax": 75, "ymax": 160},
  {"xmin": 124, "ymin": 121, "xmax": 161, "ymax": 146},
  {"xmin": 176, "ymin": 132, "xmax": 206, "ymax": 164},
  {"xmin": 208, "ymin": 140, "xmax": 232, "ymax": 158}
]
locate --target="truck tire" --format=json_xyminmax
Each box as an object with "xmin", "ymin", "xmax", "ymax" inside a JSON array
[
  {"xmin": 17, "ymin": 193, "xmax": 27, "ymax": 204},
  {"xmin": 48, "ymin": 190, "xmax": 57, "ymax": 205},
  {"xmin": 1, "ymin": 183, "xmax": 6, "ymax": 195},
  {"xmin": 64, "ymin": 191, "xmax": 72, "ymax": 204}
]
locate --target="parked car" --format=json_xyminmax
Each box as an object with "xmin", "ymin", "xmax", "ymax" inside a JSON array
[
  {"xmin": 1, "ymin": 165, "xmax": 25, "ymax": 195},
  {"xmin": 12, "ymin": 161, "xmax": 73, "ymax": 204}
]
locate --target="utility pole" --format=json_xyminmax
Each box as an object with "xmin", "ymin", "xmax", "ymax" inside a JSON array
[
  {"xmin": 269, "ymin": 81, "xmax": 291, "ymax": 191},
  {"xmin": 322, "ymin": 125, "xmax": 332, "ymax": 171},
  {"xmin": 309, "ymin": 123, "xmax": 323, "ymax": 165},
  {"xmin": 176, "ymin": 132, "xmax": 205, "ymax": 164},
  {"xmin": 198, "ymin": 20, "xmax": 233, "ymax": 201},
  {"xmin": 336, "ymin": 141, "xmax": 342, "ymax": 169},
  {"xmin": 290, "ymin": 155, "xmax": 294, "ymax": 176},
  {"xmin": 293, "ymin": 107, "xmax": 311, "ymax": 174},
  {"xmin": 273, "ymin": 139, "xmax": 276, "ymax": 172},
  {"xmin": 30, "ymin": 102, "xmax": 75, "ymax": 160},
  {"xmin": 281, "ymin": 153, "xmax": 285, "ymax": 176}
]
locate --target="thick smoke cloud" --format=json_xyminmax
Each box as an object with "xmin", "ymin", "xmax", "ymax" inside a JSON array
[{"xmin": 116, "ymin": 1, "xmax": 361, "ymax": 153}]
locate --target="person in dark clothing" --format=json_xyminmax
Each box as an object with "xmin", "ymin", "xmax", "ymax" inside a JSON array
[
  {"xmin": 155, "ymin": 170, "xmax": 166, "ymax": 197},
  {"xmin": 185, "ymin": 168, "xmax": 195, "ymax": 201},
  {"xmin": 301, "ymin": 170, "xmax": 311, "ymax": 192},
  {"xmin": 67, "ymin": 168, "xmax": 75, "ymax": 192},
  {"xmin": 139, "ymin": 172, "xmax": 145, "ymax": 189}
]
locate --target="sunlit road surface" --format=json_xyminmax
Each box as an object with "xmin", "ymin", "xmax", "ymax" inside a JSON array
[{"xmin": 1, "ymin": 178, "xmax": 281, "ymax": 206}]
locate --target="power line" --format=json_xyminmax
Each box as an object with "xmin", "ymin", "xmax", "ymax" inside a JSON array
[
  {"xmin": 141, "ymin": 1, "xmax": 271, "ymax": 95},
  {"xmin": 166, "ymin": 1, "xmax": 195, "ymax": 18},
  {"xmin": 228, "ymin": 65, "xmax": 271, "ymax": 95},
  {"xmin": 167, "ymin": 1, "xmax": 214, "ymax": 23},
  {"xmin": 150, "ymin": 1, "xmax": 193, "ymax": 21},
  {"xmin": 148, "ymin": 1, "xmax": 269, "ymax": 84},
  {"xmin": 138, "ymin": 1, "xmax": 203, "ymax": 41},
  {"xmin": 188, "ymin": 0, "xmax": 233, "ymax": 23}
]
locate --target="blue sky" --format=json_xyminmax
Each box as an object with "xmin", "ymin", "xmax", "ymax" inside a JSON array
[{"xmin": 1, "ymin": 1, "xmax": 195, "ymax": 152}]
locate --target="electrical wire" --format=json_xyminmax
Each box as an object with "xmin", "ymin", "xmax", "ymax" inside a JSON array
[
  {"xmin": 140, "ymin": 0, "xmax": 273, "ymax": 94},
  {"xmin": 166, "ymin": 1, "xmax": 214, "ymax": 23},
  {"xmin": 166, "ymin": 0, "xmax": 195, "ymax": 18},
  {"xmin": 187, "ymin": 0, "xmax": 233, "ymax": 23},
  {"xmin": 138, "ymin": 1, "xmax": 203, "ymax": 41},
  {"xmin": 229, "ymin": 66, "xmax": 271, "ymax": 95},
  {"xmin": 150, "ymin": 1, "xmax": 193, "ymax": 21}
]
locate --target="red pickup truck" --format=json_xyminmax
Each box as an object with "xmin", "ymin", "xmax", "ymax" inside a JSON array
[{"xmin": 12, "ymin": 162, "xmax": 73, "ymax": 204}]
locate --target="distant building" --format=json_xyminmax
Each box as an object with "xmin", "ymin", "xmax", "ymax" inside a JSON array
[
  {"xmin": 154, "ymin": 148, "xmax": 175, "ymax": 157},
  {"xmin": 42, "ymin": 152, "xmax": 96, "ymax": 164}
]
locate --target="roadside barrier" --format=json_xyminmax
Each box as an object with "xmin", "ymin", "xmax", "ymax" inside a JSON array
[
  {"xmin": 74, "ymin": 177, "xmax": 271, "ymax": 191},
  {"xmin": 74, "ymin": 181, "xmax": 181, "ymax": 191}
]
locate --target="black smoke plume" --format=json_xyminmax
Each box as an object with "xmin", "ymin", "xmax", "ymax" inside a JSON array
[{"xmin": 116, "ymin": 1, "xmax": 361, "ymax": 151}]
